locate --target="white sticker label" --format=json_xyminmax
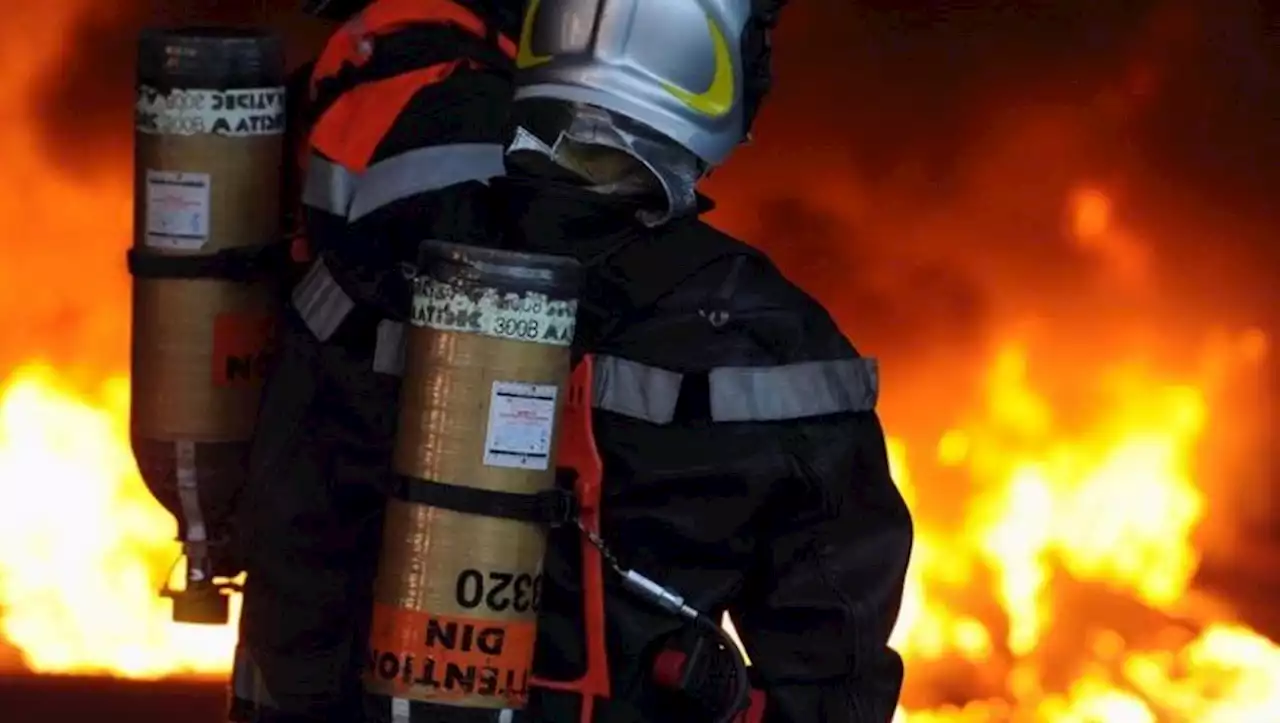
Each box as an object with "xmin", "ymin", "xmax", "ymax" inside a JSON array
[
  {"xmin": 411, "ymin": 277, "xmax": 577, "ymax": 346},
  {"xmin": 144, "ymin": 170, "xmax": 211, "ymax": 250},
  {"xmin": 135, "ymin": 85, "xmax": 286, "ymax": 137},
  {"xmin": 483, "ymin": 382, "xmax": 558, "ymax": 471}
]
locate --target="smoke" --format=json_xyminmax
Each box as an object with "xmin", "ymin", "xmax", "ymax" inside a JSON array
[
  {"xmin": 32, "ymin": 0, "xmax": 326, "ymax": 178},
  {"xmin": 22, "ymin": 0, "xmax": 1277, "ymax": 469},
  {"xmin": 701, "ymin": 0, "xmax": 1278, "ymax": 539},
  {"xmin": 36, "ymin": 0, "xmax": 1280, "ymax": 194},
  {"xmin": 702, "ymin": 0, "xmax": 1277, "ymax": 350},
  {"xmin": 33, "ymin": 0, "xmax": 1280, "ymax": 234}
]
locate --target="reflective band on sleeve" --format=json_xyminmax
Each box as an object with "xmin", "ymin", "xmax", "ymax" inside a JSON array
[
  {"xmin": 709, "ymin": 358, "xmax": 879, "ymax": 422},
  {"xmin": 301, "ymin": 155, "xmax": 356, "ymax": 217},
  {"xmin": 391, "ymin": 698, "xmax": 410, "ymax": 723},
  {"xmin": 593, "ymin": 355, "xmax": 683, "ymax": 425},
  {"xmin": 590, "ymin": 355, "xmax": 879, "ymax": 424},
  {"xmin": 301, "ymin": 144, "xmax": 505, "ymax": 221},
  {"xmin": 348, "ymin": 143, "xmax": 505, "ymax": 221},
  {"xmin": 372, "ymin": 320, "xmax": 406, "ymax": 375},
  {"xmin": 291, "ymin": 258, "xmax": 355, "ymax": 341}
]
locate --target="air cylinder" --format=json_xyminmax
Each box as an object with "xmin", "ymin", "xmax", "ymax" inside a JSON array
[
  {"xmin": 130, "ymin": 27, "xmax": 286, "ymax": 625},
  {"xmin": 364, "ymin": 240, "xmax": 581, "ymax": 717}
]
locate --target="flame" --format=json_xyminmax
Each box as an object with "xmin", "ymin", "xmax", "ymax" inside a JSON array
[
  {"xmin": 2, "ymin": 3, "xmax": 1279, "ymax": 722},
  {"xmin": 0, "ymin": 0, "xmax": 232, "ymax": 679},
  {"xmin": 887, "ymin": 327, "xmax": 1279, "ymax": 722},
  {"xmin": 0, "ymin": 366, "xmax": 237, "ymax": 676},
  {"xmin": 3, "ymin": 199, "xmax": 1277, "ymax": 720}
]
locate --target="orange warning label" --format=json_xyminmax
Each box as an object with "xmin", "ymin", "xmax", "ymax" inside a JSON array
[
  {"xmin": 211, "ymin": 312, "xmax": 276, "ymax": 387},
  {"xmin": 365, "ymin": 604, "xmax": 537, "ymax": 705}
]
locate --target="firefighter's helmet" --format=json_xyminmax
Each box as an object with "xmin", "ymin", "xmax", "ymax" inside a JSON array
[{"xmin": 514, "ymin": 0, "xmax": 786, "ymax": 169}]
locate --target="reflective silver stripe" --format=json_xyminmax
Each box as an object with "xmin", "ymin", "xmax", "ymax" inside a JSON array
[
  {"xmin": 591, "ymin": 355, "xmax": 879, "ymax": 424},
  {"xmin": 291, "ymin": 258, "xmax": 355, "ymax": 341},
  {"xmin": 710, "ymin": 358, "xmax": 879, "ymax": 422},
  {"xmin": 302, "ymin": 144, "xmax": 505, "ymax": 221},
  {"xmin": 593, "ymin": 355, "xmax": 683, "ymax": 425},
  {"xmin": 349, "ymin": 144, "xmax": 505, "ymax": 221},
  {"xmin": 372, "ymin": 320, "xmax": 406, "ymax": 375},
  {"xmin": 231, "ymin": 645, "xmax": 275, "ymax": 706},
  {"xmin": 391, "ymin": 698, "xmax": 410, "ymax": 723},
  {"xmin": 302, "ymin": 155, "xmax": 356, "ymax": 216}
]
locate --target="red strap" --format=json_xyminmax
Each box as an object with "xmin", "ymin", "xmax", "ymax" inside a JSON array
[
  {"xmin": 308, "ymin": 61, "xmax": 462, "ymax": 172},
  {"xmin": 531, "ymin": 356, "xmax": 613, "ymax": 723},
  {"xmin": 290, "ymin": 236, "xmax": 312, "ymax": 264},
  {"xmin": 733, "ymin": 690, "xmax": 768, "ymax": 723},
  {"xmin": 531, "ymin": 358, "xmax": 770, "ymax": 723},
  {"xmin": 651, "ymin": 649, "xmax": 688, "ymax": 689},
  {"xmin": 288, "ymin": 133, "xmax": 312, "ymax": 263}
]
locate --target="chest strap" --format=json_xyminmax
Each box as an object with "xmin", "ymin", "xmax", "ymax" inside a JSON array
[
  {"xmin": 127, "ymin": 243, "xmax": 289, "ymax": 282},
  {"xmin": 390, "ymin": 473, "xmax": 577, "ymax": 527}
]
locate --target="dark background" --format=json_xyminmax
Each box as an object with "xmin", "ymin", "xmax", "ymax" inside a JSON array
[{"xmin": 23, "ymin": 0, "xmax": 1280, "ymax": 443}]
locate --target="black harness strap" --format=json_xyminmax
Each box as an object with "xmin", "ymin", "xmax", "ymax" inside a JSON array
[
  {"xmin": 391, "ymin": 474, "xmax": 577, "ymax": 527},
  {"xmin": 127, "ymin": 243, "xmax": 290, "ymax": 282}
]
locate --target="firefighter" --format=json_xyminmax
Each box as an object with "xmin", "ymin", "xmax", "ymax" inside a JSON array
[
  {"xmin": 488, "ymin": 1, "xmax": 915, "ymax": 721},
  {"xmin": 233, "ymin": 0, "xmax": 522, "ymax": 720}
]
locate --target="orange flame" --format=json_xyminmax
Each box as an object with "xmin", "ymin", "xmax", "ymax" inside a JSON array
[
  {"xmin": 887, "ymin": 326, "xmax": 1278, "ymax": 721},
  {"xmin": 0, "ymin": 366, "xmax": 238, "ymax": 676}
]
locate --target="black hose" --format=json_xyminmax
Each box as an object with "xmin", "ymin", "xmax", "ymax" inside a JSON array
[
  {"xmin": 694, "ymin": 613, "xmax": 751, "ymax": 723},
  {"xmin": 584, "ymin": 530, "xmax": 752, "ymax": 723}
]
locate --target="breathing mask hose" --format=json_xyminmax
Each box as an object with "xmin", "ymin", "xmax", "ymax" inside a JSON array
[
  {"xmin": 693, "ymin": 612, "xmax": 752, "ymax": 723},
  {"xmin": 590, "ymin": 535, "xmax": 751, "ymax": 723}
]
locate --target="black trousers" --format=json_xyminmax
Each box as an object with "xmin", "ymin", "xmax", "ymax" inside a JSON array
[{"xmin": 238, "ymin": 313, "xmax": 399, "ymax": 720}]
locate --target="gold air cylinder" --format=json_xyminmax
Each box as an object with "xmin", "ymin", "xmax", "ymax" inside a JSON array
[
  {"xmin": 130, "ymin": 27, "xmax": 285, "ymax": 624},
  {"xmin": 364, "ymin": 240, "xmax": 581, "ymax": 714}
]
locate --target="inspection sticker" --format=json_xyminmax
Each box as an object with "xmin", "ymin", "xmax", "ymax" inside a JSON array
[
  {"xmin": 483, "ymin": 382, "xmax": 557, "ymax": 471},
  {"xmin": 144, "ymin": 170, "xmax": 211, "ymax": 250},
  {"xmin": 411, "ymin": 277, "xmax": 577, "ymax": 347},
  {"xmin": 135, "ymin": 85, "xmax": 286, "ymax": 137}
]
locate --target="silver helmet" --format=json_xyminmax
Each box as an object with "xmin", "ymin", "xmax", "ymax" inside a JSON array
[{"xmin": 513, "ymin": 0, "xmax": 780, "ymax": 170}]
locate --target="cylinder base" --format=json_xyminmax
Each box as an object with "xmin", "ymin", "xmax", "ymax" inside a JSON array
[{"xmin": 131, "ymin": 437, "xmax": 250, "ymax": 576}]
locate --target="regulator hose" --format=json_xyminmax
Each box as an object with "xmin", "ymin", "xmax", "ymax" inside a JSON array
[
  {"xmin": 580, "ymin": 521, "xmax": 752, "ymax": 722},
  {"xmin": 692, "ymin": 611, "xmax": 751, "ymax": 723}
]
